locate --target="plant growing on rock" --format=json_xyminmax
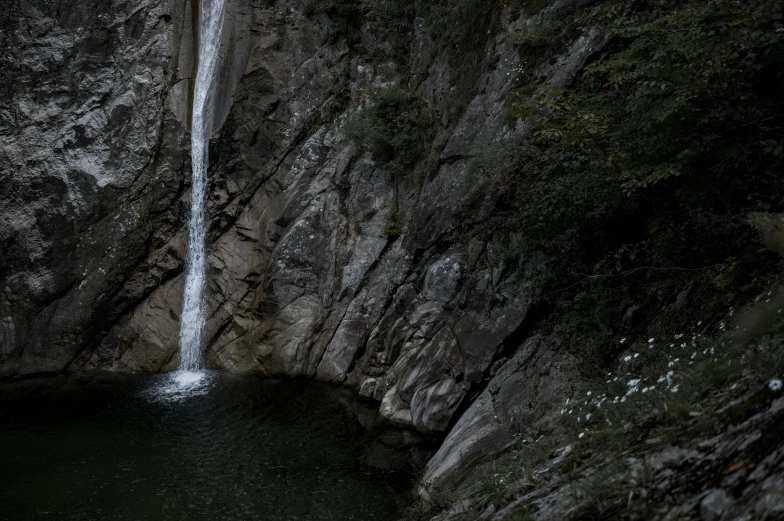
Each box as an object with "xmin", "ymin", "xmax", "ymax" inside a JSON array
[
  {"xmin": 303, "ymin": 0, "xmax": 364, "ymax": 46},
  {"xmin": 344, "ymin": 87, "xmax": 437, "ymax": 176},
  {"xmin": 467, "ymin": 0, "xmax": 784, "ymax": 365}
]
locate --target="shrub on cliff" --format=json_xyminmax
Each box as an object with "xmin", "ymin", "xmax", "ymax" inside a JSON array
[
  {"xmin": 303, "ymin": 0, "xmax": 363, "ymax": 46},
  {"xmin": 344, "ymin": 87, "xmax": 437, "ymax": 175}
]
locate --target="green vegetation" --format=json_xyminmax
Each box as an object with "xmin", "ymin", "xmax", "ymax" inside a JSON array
[
  {"xmin": 308, "ymin": 0, "xmax": 500, "ymax": 123},
  {"xmin": 419, "ymin": 0, "xmax": 500, "ymax": 122},
  {"xmin": 303, "ymin": 0, "xmax": 363, "ymax": 46},
  {"xmin": 404, "ymin": 280, "xmax": 784, "ymax": 520},
  {"xmin": 507, "ymin": 28, "xmax": 551, "ymax": 49},
  {"xmin": 385, "ymin": 200, "xmax": 403, "ymax": 237},
  {"xmin": 471, "ymin": 0, "xmax": 784, "ymax": 363},
  {"xmin": 374, "ymin": 0, "xmax": 500, "ymax": 94},
  {"xmin": 344, "ymin": 87, "xmax": 438, "ymax": 176},
  {"xmin": 503, "ymin": 21, "xmax": 579, "ymax": 114}
]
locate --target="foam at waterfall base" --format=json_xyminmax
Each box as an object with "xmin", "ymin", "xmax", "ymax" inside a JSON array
[
  {"xmin": 174, "ymin": 370, "xmax": 206, "ymax": 386},
  {"xmin": 150, "ymin": 370, "xmax": 215, "ymax": 402}
]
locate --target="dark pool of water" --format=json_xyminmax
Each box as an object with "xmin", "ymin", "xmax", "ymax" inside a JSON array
[{"xmin": 0, "ymin": 371, "xmax": 413, "ymax": 521}]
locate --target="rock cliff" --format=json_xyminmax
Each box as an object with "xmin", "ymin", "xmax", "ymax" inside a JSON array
[
  {"xmin": 1, "ymin": 0, "xmax": 599, "ymax": 490},
  {"xmin": 3, "ymin": 0, "xmax": 784, "ymax": 516},
  {"xmin": 1, "ymin": 0, "xmax": 196, "ymax": 375}
]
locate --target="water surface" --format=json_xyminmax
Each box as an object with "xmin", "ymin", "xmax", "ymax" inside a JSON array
[{"xmin": 0, "ymin": 372, "xmax": 410, "ymax": 521}]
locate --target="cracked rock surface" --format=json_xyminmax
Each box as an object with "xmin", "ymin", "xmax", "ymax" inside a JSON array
[{"xmin": 1, "ymin": 0, "xmax": 602, "ymax": 492}]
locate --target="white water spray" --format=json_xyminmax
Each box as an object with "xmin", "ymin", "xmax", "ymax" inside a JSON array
[{"xmin": 178, "ymin": 0, "xmax": 226, "ymax": 373}]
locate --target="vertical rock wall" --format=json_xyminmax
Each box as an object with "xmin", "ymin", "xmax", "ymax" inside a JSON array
[
  {"xmin": 1, "ymin": 0, "xmax": 602, "ymax": 490},
  {"xmin": 0, "ymin": 0, "xmax": 198, "ymax": 375}
]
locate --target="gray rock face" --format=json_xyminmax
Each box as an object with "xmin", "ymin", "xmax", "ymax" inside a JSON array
[
  {"xmin": 1, "ymin": 0, "xmax": 604, "ymax": 493},
  {"xmin": 480, "ymin": 397, "xmax": 784, "ymax": 521},
  {"xmin": 422, "ymin": 334, "xmax": 579, "ymax": 491},
  {"xmin": 701, "ymin": 489, "xmax": 734, "ymax": 521},
  {"xmin": 0, "ymin": 0, "xmax": 196, "ymax": 376}
]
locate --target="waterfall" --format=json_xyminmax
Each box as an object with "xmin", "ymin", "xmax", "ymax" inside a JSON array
[{"xmin": 178, "ymin": 0, "xmax": 226, "ymax": 373}]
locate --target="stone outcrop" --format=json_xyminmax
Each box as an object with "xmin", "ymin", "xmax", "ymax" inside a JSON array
[
  {"xmin": 422, "ymin": 334, "xmax": 579, "ymax": 491},
  {"xmin": 467, "ymin": 391, "xmax": 784, "ymax": 521}
]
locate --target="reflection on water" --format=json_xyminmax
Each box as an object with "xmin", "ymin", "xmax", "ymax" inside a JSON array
[{"xmin": 0, "ymin": 372, "xmax": 412, "ymax": 521}]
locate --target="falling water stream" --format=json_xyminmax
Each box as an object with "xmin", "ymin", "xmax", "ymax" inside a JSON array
[{"xmin": 178, "ymin": 0, "xmax": 226, "ymax": 376}]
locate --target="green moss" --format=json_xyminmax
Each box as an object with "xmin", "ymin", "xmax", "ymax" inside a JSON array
[
  {"xmin": 384, "ymin": 200, "xmax": 402, "ymax": 237},
  {"xmin": 507, "ymin": 28, "xmax": 551, "ymax": 48}
]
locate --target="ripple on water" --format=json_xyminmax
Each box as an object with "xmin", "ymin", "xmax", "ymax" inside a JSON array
[{"xmin": 0, "ymin": 372, "xmax": 409, "ymax": 521}]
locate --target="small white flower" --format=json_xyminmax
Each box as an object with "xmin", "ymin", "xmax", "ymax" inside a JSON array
[
  {"xmin": 623, "ymin": 355, "xmax": 632, "ymax": 362},
  {"xmin": 578, "ymin": 432, "xmax": 585, "ymax": 439},
  {"xmin": 585, "ymin": 413, "xmax": 592, "ymax": 421},
  {"xmin": 634, "ymin": 353, "xmax": 640, "ymax": 358},
  {"xmin": 769, "ymin": 379, "xmax": 783, "ymax": 392},
  {"xmin": 620, "ymin": 337, "xmax": 627, "ymax": 344},
  {"xmin": 670, "ymin": 385, "xmax": 679, "ymax": 393},
  {"xmin": 648, "ymin": 338, "xmax": 655, "ymax": 343},
  {"xmin": 587, "ymin": 391, "xmax": 592, "ymax": 397}
]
